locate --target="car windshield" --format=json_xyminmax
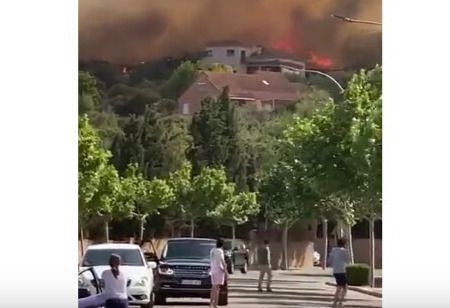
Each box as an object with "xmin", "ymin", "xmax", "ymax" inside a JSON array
[
  {"xmin": 82, "ymin": 249, "xmax": 144, "ymax": 266},
  {"xmin": 163, "ymin": 240, "xmax": 216, "ymax": 259}
]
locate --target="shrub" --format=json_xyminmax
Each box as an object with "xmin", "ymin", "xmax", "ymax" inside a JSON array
[{"xmin": 346, "ymin": 263, "xmax": 370, "ymax": 286}]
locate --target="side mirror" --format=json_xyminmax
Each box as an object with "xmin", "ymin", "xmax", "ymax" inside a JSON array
[{"xmin": 147, "ymin": 261, "xmax": 157, "ymax": 269}]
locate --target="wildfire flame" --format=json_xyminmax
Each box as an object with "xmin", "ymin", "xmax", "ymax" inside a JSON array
[
  {"xmin": 308, "ymin": 52, "xmax": 333, "ymax": 70},
  {"xmin": 271, "ymin": 37, "xmax": 296, "ymax": 54},
  {"xmin": 270, "ymin": 32, "xmax": 334, "ymax": 70}
]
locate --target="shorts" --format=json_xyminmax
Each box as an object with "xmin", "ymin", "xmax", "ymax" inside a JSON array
[
  {"xmin": 210, "ymin": 270, "xmax": 225, "ymax": 286},
  {"xmin": 333, "ymin": 273, "xmax": 348, "ymax": 286},
  {"xmin": 105, "ymin": 298, "xmax": 129, "ymax": 308}
]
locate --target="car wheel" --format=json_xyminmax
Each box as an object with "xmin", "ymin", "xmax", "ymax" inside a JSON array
[
  {"xmin": 240, "ymin": 262, "xmax": 248, "ymax": 274},
  {"xmin": 141, "ymin": 299, "xmax": 154, "ymax": 308},
  {"xmin": 140, "ymin": 291, "xmax": 154, "ymax": 308},
  {"xmin": 154, "ymin": 292, "xmax": 166, "ymax": 305},
  {"xmin": 218, "ymin": 291, "xmax": 228, "ymax": 306}
]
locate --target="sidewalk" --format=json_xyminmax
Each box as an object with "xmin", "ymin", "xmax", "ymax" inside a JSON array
[
  {"xmin": 280, "ymin": 267, "xmax": 382, "ymax": 298},
  {"xmin": 325, "ymin": 282, "xmax": 382, "ymax": 298}
]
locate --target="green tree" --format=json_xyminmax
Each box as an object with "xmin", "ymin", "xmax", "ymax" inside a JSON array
[
  {"xmin": 122, "ymin": 164, "xmax": 175, "ymax": 241},
  {"xmin": 112, "ymin": 107, "xmax": 191, "ymax": 179},
  {"xmin": 162, "ymin": 61, "xmax": 199, "ymax": 99},
  {"xmin": 79, "ymin": 71, "xmax": 101, "ymax": 114},
  {"xmin": 342, "ymin": 66, "xmax": 382, "ymax": 286},
  {"xmin": 208, "ymin": 191, "xmax": 259, "ymax": 244},
  {"xmin": 78, "ymin": 116, "xmax": 131, "ymax": 244},
  {"xmin": 165, "ymin": 162, "xmax": 193, "ymax": 236},
  {"xmin": 187, "ymin": 167, "xmax": 234, "ymax": 237},
  {"xmin": 190, "ymin": 89, "xmax": 249, "ymax": 190},
  {"xmin": 88, "ymin": 164, "xmax": 133, "ymax": 242},
  {"xmin": 78, "ymin": 115, "xmax": 109, "ymax": 225},
  {"xmin": 201, "ymin": 62, "xmax": 234, "ymax": 72},
  {"xmin": 261, "ymin": 162, "xmax": 317, "ymax": 270}
]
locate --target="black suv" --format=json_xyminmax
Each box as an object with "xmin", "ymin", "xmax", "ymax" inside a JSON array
[{"xmin": 153, "ymin": 238, "xmax": 228, "ymax": 306}]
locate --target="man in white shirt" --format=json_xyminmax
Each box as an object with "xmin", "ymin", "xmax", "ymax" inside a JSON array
[
  {"xmin": 209, "ymin": 238, "xmax": 227, "ymax": 308},
  {"xmin": 328, "ymin": 238, "xmax": 351, "ymax": 308}
]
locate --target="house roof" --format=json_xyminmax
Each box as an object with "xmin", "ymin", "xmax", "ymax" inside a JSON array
[
  {"xmin": 247, "ymin": 47, "xmax": 305, "ymax": 63},
  {"xmin": 202, "ymin": 71, "xmax": 302, "ymax": 102},
  {"xmin": 206, "ymin": 40, "xmax": 255, "ymax": 48}
]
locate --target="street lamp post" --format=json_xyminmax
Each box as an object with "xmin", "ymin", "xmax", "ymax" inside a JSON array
[
  {"xmin": 303, "ymin": 69, "xmax": 345, "ymax": 93},
  {"xmin": 331, "ymin": 14, "xmax": 382, "ymax": 26}
]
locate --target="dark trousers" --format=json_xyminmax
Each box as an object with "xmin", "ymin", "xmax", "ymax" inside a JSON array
[{"xmin": 105, "ymin": 298, "xmax": 129, "ymax": 308}]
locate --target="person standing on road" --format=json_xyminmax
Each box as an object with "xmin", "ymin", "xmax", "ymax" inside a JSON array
[
  {"xmin": 329, "ymin": 238, "xmax": 351, "ymax": 308},
  {"xmin": 257, "ymin": 240, "xmax": 272, "ymax": 292},
  {"xmin": 210, "ymin": 238, "xmax": 227, "ymax": 308}
]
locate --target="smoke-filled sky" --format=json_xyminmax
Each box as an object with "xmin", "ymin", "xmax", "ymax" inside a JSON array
[{"xmin": 79, "ymin": 0, "xmax": 381, "ymax": 68}]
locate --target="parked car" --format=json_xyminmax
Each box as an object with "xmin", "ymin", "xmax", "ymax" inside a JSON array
[
  {"xmin": 152, "ymin": 238, "xmax": 228, "ymax": 306},
  {"xmin": 78, "ymin": 243, "xmax": 157, "ymax": 308},
  {"xmin": 223, "ymin": 239, "xmax": 249, "ymax": 274}
]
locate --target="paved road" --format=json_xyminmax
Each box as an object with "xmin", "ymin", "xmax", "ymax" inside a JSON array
[{"xmin": 156, "ymin": 270, "xmax": 382, "ymax": 308}]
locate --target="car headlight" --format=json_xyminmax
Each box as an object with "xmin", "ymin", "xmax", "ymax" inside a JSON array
[
  {"xmin": 158, "ymin": 266, "xmax": 174, "ymax": 275},
  {"xmin": 133, "ymin": 276, "xmax": 149, "ymax": 287}
]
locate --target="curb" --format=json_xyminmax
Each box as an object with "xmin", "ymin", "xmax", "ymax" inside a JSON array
[{"xmin": 325, "ymin": 282, "xmax": 382, "ymax": 298}]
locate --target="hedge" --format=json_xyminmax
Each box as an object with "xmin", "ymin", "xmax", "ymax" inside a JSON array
[{"xmin": 346, "ymin": 263, "xmax": 370, "ymax": 286}]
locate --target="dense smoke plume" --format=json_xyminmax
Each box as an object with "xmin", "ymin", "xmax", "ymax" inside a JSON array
[{"xmin": 79, "ymin": 0, "xmax": 381, "ymax": 68}]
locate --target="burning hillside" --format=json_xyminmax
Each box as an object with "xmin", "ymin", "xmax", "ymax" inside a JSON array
[{"xmin": 79, "ymin": 0, "xmax": 381, "ymax": 69}]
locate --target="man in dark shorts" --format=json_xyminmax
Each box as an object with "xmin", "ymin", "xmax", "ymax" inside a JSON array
[{"xmin": 328, "ymin": 238, "xmax": 350, "ymax": 308}]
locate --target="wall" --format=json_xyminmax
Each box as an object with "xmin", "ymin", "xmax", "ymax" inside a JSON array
[
  {"xmin": 177, "ymin": 73, "xmax": 220, "ymax": 114},
  {"xmin": 201, "ymin": 46, "xmax": 256, "ymax": 73}
]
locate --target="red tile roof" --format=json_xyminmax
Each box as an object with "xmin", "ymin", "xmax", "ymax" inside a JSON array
[{"xmin": 202, "ymin": 71, "xmax": 301, "ymax": 102}]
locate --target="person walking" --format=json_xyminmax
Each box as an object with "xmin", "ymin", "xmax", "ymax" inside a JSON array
[
  {"xmin": 209, "ymin": 238, "xmax": 227, "ymax": 308},
  {"xmin": 257, "ymin": 239, "xmax": 272, "ymax": 292},
  {"xmin": 78, "ymin": 254, "xmax": 129, "ymax": 308},
  {"xmin": 329, "ymin": 238, "xmax": 351, "ymax": 308}
]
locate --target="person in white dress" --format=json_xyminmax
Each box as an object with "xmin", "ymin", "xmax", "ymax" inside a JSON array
[{"xmin": 209, "ymin": 238, "xmax": 227, "ymax": 308}]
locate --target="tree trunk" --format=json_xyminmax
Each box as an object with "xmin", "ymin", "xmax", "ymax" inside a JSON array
[
  {"xmin": 231, "ymin": 223, "xmax": 236, "ymax": 248},
  {"xmin": 321, "ymin": 218, "xmax": 328, "ymax": 270},
  {"xmin": 139, "ymin": 218, "xmax": 145, "ymax": 242},
  {"xmin": 264, "ymin": 204, "xmax": 269, "ymax": 231},
  {"xmin": 80, "ymin": 227, "xmax": 85, "ymax": 257},
  {"xmin": 337, "ymin": 221, "xmax": 344, "ymax": 238},
  {"xmin": 104, "ymin": 220, "xmax": 110, "ymax": 243},
  {"xmin": 190, "ymin": 218, "xmax": 195, "ymax": 238},
  {"xmin": 369, "ymin": 217, "xmax": 376, "ymax": 287},
  {"xmin": 170, "ymin": 223, "xmax": 175, "ymax": 237},
  {"xmin": 347, "ymin": 224, "xmax": 355, "ymax": 264},
  {"xmin": 282, "ymin": 221, "xmax": 289, "ymax": 270}
]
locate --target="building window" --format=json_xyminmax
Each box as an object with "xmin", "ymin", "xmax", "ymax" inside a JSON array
[
  {"xmin": 240, "ymin": 50, "xmax": 246, "ymax": 63},
  {"xmin": 205, "ymin": 49, "xmax": 213, "ymax": 57},
  {"xmin": 226, "ymin": 49, "xmax": 235, "ymax": 56},
  {"xmin": 182, "ymin": 103, "xmax": 190, "ymax": 115}
]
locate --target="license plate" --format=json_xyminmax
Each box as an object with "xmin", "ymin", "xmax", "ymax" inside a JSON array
[{"xmin": 181, "ymin": 279, "xmax": 201, "ymax": 286}]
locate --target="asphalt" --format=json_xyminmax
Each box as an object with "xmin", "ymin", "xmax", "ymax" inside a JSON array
[{"xmin": 154, "ymin": 270, "xmax": 382, "ymax": 308}]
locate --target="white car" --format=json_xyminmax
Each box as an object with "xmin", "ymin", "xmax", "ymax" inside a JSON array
[{"xmin": 79, "ymin": 243, "xmax": 156, "ymax": 308}]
